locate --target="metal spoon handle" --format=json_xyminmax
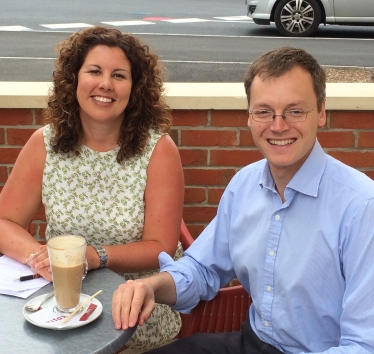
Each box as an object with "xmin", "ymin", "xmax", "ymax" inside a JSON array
[
  {"xmin": 39, "ymin": 290, "xmax": 55, "ymax": 306},
  {"xmin": 26, "ymin": 290, "xmax": 55, "ymax": 311}
]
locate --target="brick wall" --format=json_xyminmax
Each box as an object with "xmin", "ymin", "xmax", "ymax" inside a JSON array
[{"xmin": 1, "ymin": 108, "xmax": 374, "ymax": 240}]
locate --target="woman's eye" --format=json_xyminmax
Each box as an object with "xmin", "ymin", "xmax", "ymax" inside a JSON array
[
  {"xmin": 89, "ymin": 70, "xmax": 100, "ymax": 75},
  {"xmin": 113, "ymin": 73, "xmax": 125, "ymax": 79}
]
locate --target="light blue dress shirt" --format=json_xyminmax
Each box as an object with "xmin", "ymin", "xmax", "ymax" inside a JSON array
[{"xmin": 159, "ymin": 141, "xmax": 374, "ymax": 354}]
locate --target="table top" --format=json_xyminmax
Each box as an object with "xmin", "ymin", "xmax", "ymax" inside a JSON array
[{"xmin": 0, "ymin": 268, "xmax": 136, "ymax": 354}]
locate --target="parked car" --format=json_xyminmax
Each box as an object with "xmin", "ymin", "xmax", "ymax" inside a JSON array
[{"xmin": 246, "ymin": 0, "xmax": 374, "ymax": 37}]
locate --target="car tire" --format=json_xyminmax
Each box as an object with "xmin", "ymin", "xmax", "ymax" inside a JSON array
[{"xmin": 274, "ymin": 0, "xmax": 322, "ymax": 37}]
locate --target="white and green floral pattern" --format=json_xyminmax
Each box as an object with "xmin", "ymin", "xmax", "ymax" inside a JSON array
[{"xmin": 42, "ymin": 124, "xmax": 182, "ymax": 352}]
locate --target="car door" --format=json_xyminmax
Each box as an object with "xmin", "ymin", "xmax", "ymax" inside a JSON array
[{"xmin": 333, "ymin": 0, "xmax": 374, "ymax": 20}]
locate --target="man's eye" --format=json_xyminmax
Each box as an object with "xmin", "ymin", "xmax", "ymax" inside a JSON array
[
  {"xmin": 254, "ymin": 110, "xmax": 272, "ymax": 116},
  {"xmin": 287, "ymin": 110, "xmax": 304, "ymax": 116}
]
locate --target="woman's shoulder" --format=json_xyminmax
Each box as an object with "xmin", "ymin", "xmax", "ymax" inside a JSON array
[{"xmin": 26, "ymin": 126, "xmax": 46, "ymax": 148}]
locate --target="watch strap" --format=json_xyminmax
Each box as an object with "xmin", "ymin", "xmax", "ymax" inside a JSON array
[{"xmin": 94, "ymin": 246, "xmax": 108, "ymax": 268}]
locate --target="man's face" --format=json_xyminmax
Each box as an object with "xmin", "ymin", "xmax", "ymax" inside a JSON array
[{"xmin": 247, "ymin": 66, "xmax": 326, "ymax": 181}]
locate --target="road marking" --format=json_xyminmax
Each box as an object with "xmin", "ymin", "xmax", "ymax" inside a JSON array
[
  {"xmin": 164, "ymin": 18, "xmax": 211, "ymax": 23},
  {"xmin": 143, "ymin": 17, "xmax": 173, "ymax": 21},
  {"xmin": 41, "ymin": 23, "xmax": 94, "ymax": 29},
  {"xmin": 102, "ymin": 20, "xmax": 154, "ymax": 26},
  {"xmin": 0, "ymin": 56, "xmax": 55, "ymax": 60},
  {"xmin": 0, "ymin": 26, "xmax": 31, "ymax": 31},
  {"xmin": 214, "ymin": 16, "xmax": 251, "ymax": 21}
]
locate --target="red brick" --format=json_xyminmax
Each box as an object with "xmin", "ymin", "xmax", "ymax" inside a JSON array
[
  {"xmin": 38, "ymin": 223, "xmax": 47, "ymax": 239},
  {"xmin": 330, "ymin": 111, "xmax": 374, "ymax": 129},
  {"xmin": 172, "ymin": 110, "xmax": 207, "ymax": 126},
  {"xmin": 358, "ymin": 132, "xmax": 374, "ymax": 148},
  {"xmin": 317, "ymin": 131, "xmax": 355, "ymax": 148},
  {"xmin": 184, "ymin": 168, "xmax": 236, "ymax": 186},
  {"xmin": 0, "ymin": 166, "xmax": 8, "ymax": 183},
  {"xmin": 240, "ymin": 130, "xmax": 255, "ymax": 147},
  {"xmin": 0, "ymin": 148, "xmax": 22, "ymax": 164},
  {"xmin": 0, "ymin": 128, "xmax": 5, "ymax": 144},
  {"xmin": 28, "ymin": 222, "xmax": 36, "ymax": 237},
  {"xmin": 169, "ymin": 129, "xmax": 178, "ymax": 145},
  {"xmin": 180, "ymin": 149, "xmax": 208, "ymax": 166},
  {"xmin": 210, "ymin": 149, "xmax": 263, "ymax": 166},
  {"xmin": 182, "ymin": 130, "xmax": 237, "ymax": 147},
  {"xmin": 7, "ymin": 128, "xmax": 36, "ymax": 146},
  {"xmin": 184, "ymin": 224, "xmax": 204, "ymax": 239},
  {"xmin": 183, "ymin": 206, "xmax": 217, "ymax": 223},
  {"xmin": 0, "ymin": 109, "xmax": 33, "ymax": 125},
  {"xmin": 35, "ymin": 110, "xmax": 44, "ymax": 125},
  {"xmin": 362, "ymin": 171, "xmax": 374, "ymax": 180},
  {"xmin": 211, "ymin": 110, "xmax": 248, "ymax": 127},
  {"xmin": 327, "ymin": 151, "xmax": 374, "ymax": 168},
  {"xmin": 184, "ymin": 187, "xmax": 206, "ymax": 204},
  {"xmin": 208, "ymin": 188, "xmax": 225, "ymax": 204}
]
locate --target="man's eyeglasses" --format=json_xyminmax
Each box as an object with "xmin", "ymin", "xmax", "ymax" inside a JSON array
[{"xmin": 249, "ymin": 105, "xmax": 316, "ymax": 123}]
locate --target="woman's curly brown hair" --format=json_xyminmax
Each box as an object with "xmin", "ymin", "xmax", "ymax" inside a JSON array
[{"xmin": 43, "ymin": 26, "xmax": 171, "ymax": 163}]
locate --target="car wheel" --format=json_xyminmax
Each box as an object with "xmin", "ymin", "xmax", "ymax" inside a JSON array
[{"xmin": 274, "ymin": 0, "xmax": 322, "ymax": 37}]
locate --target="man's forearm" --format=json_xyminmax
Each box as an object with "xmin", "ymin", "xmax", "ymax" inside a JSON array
[{"xmin": 145, "ymin": 271, "xmax": 177, "ymax": 305}]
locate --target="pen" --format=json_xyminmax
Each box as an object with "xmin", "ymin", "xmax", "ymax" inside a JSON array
[{"xmin": 20, "ymin": 274, "xmax": 43, "ymax": 282}]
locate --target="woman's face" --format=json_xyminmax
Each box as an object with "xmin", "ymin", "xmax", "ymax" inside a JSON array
[{"xmin": 76, "ymin": 45, "xmax": 132, "ymax": 126}]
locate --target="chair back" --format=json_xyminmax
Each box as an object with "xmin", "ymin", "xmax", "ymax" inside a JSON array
[
  {"xmin": 179, "ymin": 285, "xmax": 251, "ymax": 338},
  {"xmin": 180, "ymin": 219, "xmax": 194, "ymax": 250}
]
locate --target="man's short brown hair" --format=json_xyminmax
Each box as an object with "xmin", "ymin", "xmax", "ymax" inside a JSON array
[{"xmin": 244, "ymin": 47, "xmax": 326, "ymax": 111}]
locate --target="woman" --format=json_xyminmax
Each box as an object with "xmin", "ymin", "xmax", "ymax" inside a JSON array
[{"xmin": 0, "ymin": 26, "xmax": 184, "ymax": 352}]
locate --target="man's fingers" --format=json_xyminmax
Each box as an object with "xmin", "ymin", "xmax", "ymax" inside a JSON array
[{"xmin": 112, "ymin": 280, "xmax": 155, "ymax": 331}]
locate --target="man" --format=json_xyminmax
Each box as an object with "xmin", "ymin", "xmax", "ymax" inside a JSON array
[{"xmin": 112, "ymin": 47, "xmax": 374, "ymax": 353}]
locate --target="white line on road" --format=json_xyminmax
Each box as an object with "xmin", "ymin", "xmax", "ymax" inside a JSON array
[
  {"xmin": 102, "ymin": 21, "xmax": 155, "ymax": 26},
  {"xmin": 41, "ymin": 23, "xmax": 94, "ymax": 29},
  {"xmin": 0, "ymin": 26, "xmax": 31, "ymax": 31}
]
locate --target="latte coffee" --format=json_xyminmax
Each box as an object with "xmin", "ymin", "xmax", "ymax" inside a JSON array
[
  {"xmin": 47, "ymin": 235, "xmax": 87, "ymax": 313},
  {"xmin": 52, "ymin": 263, "xmax": 83, "ymax": 309}
]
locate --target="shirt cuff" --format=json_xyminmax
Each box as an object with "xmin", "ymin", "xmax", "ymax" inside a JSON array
[{"xmin": 159, "ymin": 252, "xmax": 201, "ymax": 313}]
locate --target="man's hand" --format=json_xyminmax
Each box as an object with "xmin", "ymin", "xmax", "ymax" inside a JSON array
[{"xmin": 112, "ymin": 279, "xmax": 156, "ymax": 330}]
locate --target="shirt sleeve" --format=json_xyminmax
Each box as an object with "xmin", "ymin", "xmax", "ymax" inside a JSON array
[{"xmin": 157, "ymin": 178, "xmax": 240, "ymax": 313}]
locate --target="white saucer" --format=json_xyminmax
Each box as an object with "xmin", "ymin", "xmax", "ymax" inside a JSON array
[{"xmin": 23, "ymin": 293, "xmax": 103, "ymax": 330}]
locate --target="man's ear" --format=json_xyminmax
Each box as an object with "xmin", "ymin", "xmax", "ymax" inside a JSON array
[
  {"xmin": 247, "ymin": 106, "xmax": 251, "ymax": 128},
  {"xmin": 318, "ymin": 101, "xmax": 327, "ymax": 128}
]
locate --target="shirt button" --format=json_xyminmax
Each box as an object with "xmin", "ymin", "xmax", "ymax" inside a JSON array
[
  {"xmin": 269, "ymin": 250, "xmax": 275, "ymax": 256},
  {"xmin": 266, "ymin": 286, "xmax": 272, "ymax": 292},
  {"xmin": 274, "ymin": 214, "xmax": 280, "ymax": 220},
  {"xmin": 264, "ymin": 321, "xmax": 270, "ymax": 327}
]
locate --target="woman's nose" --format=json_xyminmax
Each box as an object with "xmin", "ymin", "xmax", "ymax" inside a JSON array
[{"xmin": 99, "ymin": 75, "xmax": 113, "ymax": 91}]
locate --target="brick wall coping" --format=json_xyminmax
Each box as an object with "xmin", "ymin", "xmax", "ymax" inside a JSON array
[{"xmin": 1, "ymin": 82, "xmax": 374, "ymax": 110}]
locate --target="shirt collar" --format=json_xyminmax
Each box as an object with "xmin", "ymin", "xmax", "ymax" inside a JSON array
[{"xmin": 259, "ymin": 140, "xmax": 327, "ymax": 197}]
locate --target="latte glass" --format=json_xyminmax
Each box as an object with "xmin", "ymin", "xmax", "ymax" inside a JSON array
[{"xmin": 47, "ymin": 235, "xmax": 87, "ymax": 313}]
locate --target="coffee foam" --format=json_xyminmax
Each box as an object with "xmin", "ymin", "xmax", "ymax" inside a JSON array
[{"xmin": 48, "ymin": 235, "xmax": 86, "ymax": 267}]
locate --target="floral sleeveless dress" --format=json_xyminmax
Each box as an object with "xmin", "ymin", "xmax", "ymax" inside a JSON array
[{"xmin": 42, "ymin": 125, "xmax": 182, "ymax": 351}]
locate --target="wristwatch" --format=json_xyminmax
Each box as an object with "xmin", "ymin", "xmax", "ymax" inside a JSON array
[{"xmin": 94, "ymin": 246, "xmax": 108, "ymax": 268}]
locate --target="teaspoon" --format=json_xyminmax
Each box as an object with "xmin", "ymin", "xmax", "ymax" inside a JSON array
[{"xmin": 25, "ymin": 290, "xmax": 55, "ymax": 312}]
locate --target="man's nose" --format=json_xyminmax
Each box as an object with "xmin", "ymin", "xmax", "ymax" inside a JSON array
[{"xmin": 270, "ymin": 114, "xmax": 289, "ymax": 131}]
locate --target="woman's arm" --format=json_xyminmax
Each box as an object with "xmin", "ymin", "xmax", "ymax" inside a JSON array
[
  {"xmin": 86, "ymin": 134, "xmax": 185, "ymax": 272},
  {"xmin": 0, "ymin": 128, "xmax": 51, "ymax": 279}
]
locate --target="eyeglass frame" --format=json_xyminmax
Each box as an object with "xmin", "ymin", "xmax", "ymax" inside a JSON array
[{"xmin": 248, "ymin": 105, "xmax": 317, "ymax": 123}]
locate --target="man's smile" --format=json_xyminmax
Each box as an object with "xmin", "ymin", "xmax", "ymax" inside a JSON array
[{"xmin": 268, "ymin": 139, "xmax": 296, "ymax": 146}]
